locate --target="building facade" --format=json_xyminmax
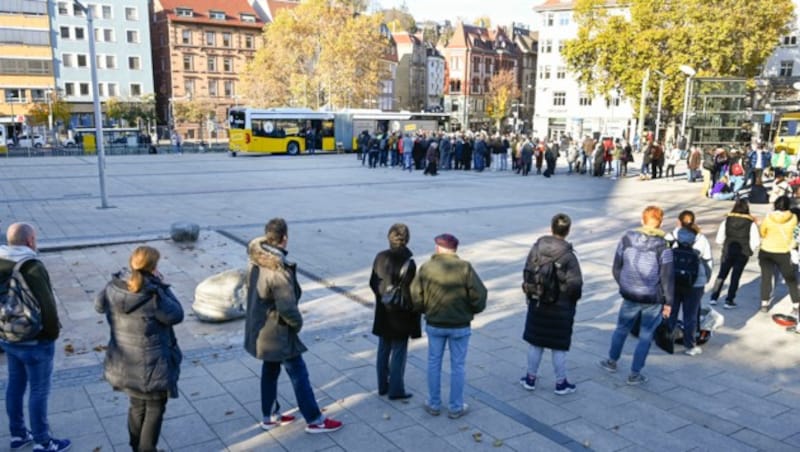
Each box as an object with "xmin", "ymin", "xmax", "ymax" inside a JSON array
[
  {"xmin": 50, "ymin": 0, "xmax": 154, "ymax": 128},
  {"xmin": 0, "ymin": 0, "xmax": 54, "ymax": 138},
  {"xmin": 378, "ymin": 23, "xmax": 398, "ymax": 111},
  {"xmin": 442, "ymin": 22, "xmax": 520, "ymax": 131},
  {"xmin": 756, "ymin": 0, "xmax": 800, "ymax": 116},
  {"xmin": 151, "ymin": 0, "xmax": 264, "ymax": 140},
  {"xmin": 393, "ymin": 32, "xmax": 426, "ymax": 111},
  {"xmin": 425, "ymin": 43, "xmax": 445, "ymax": 111},
  {"xmin": 512, "ymin": 24, "xmax": 537, "ymax": 133},
  {"xmin": 533, "ymin": 0, "xmax": 634, "ymax": 140}
]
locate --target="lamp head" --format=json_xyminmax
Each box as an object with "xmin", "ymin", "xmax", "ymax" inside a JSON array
[{"xmin": 679, "ymin": 65, "xmax": 696, "ymax": 77}]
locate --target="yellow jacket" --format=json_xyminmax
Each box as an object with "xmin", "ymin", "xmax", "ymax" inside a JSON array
[{"xmin": 759, "ymin": 210, "xmax": 797, "ymax": 253}]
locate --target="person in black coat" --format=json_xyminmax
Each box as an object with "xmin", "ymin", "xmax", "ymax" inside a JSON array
[
  {"xmin": 520, "ymin": 214, "xmax": 583, "ymax": 395},
  {"xmin": 370, "ymin": 223, "xmax": 420, "ymax": 400},
  {"xmin": 95, "ymin": 246, "xmax": 184, "ymax": 452}
]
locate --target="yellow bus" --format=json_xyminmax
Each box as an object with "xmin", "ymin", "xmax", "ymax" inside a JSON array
[
  {"xmin": 228, "ymin": 108, "xmax": 335, "ymax": 156},
  {"xmin": 774, "ymin": 111, "xmax": 800, "ymax": 155}
]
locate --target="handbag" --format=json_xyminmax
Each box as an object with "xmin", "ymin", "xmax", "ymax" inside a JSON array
[
  {"xmin": 380, "ymin": 258, "xmax": 414, "ymax": 311},
  {"xmin": 630, "ymin": 311, "xmax": 675, "ymax": 354}
]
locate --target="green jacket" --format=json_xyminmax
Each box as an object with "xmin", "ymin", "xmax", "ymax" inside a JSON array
[{"xmin": 410, "ymin": 253, "xmax": 487, "ymax": 328}]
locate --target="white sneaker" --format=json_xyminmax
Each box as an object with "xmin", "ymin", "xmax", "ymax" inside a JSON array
[
  {"xmin": 761, "ymin": 300, "xmax": 771, "ymax": 313},
  {"xmin": 684, "ymin": 346, "xmax": 703, "ymax": 356},
  {"xmin": 708, "ymin": 299, "xmax": 717, "ymax": 306}
]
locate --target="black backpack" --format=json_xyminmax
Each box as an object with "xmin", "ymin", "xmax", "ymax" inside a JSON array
[
  {"xmin": 673, "ymin": 241, "xmax": 700, "ymax": 293},
  {"xmin": 0, "ymin": 259, "xmax": 43, "ymax": 342},
  {"xmin": 381, "ymin": 258, "xmax": 414, "ymax": 311},
  {"xmin": 522, "ymin": 250, "xmax": 568, "ymax": 304}
]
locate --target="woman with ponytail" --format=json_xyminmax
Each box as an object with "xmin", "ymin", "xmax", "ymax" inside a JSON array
[{"xmin": 95, "ymin": 246, "xmax": 183, "ymax": 452}]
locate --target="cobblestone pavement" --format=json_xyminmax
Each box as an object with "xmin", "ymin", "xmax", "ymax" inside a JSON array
[{"xmin": 1, "ymin": 153, "xmax": 799, "ymax": 451}]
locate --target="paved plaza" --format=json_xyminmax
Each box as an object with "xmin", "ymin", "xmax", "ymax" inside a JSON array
[{"xmin": 1, "ymin": 153, "xmax": 800, "ymax": 451}]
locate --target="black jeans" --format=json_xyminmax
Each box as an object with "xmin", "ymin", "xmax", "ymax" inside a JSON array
[
  {"xmin": 128, "ymin": 395, "xmax": 167, "ymax": 452},
  {"xmin": 710, "ymin": 253, "xmax": 749, "ymax": 302},
  {"xmin": 758, "ymin": 250, "xmax": 800, "ymax": 303},
  {"xmin": 376, "ymin": 337, "xmax": 409, "ymax": 397}
]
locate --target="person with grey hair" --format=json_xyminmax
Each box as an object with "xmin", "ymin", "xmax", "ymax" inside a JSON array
[
  {"xmin": 0, "ymin": 223, "xmax": 71, "ymax": 451},
  {"xmin": 370, "ymin": 223, "xmax": 419, "ymax": 400}
]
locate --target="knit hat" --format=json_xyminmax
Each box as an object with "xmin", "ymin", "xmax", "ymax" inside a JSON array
[{"xmin": 434, "ymin": 233, "xmax": 459, "ymax": 250}]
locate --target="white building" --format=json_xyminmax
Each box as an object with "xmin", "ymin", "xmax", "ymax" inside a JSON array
[
  {"xmin": 758, "ymin": 0, "xmax": 800, "ymax": 111},
  {"xmin": 532, "ymin": 0, "xmax": 634, "ymax": 141},
  {"xmin": 425, "ymin": 43, "xmax": 445, "ymax": 111}
]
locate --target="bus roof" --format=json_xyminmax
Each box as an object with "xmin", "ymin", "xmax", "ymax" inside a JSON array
[{"xmin": 235, "ymin": 107, "xmax": 335, "ymax": 120}]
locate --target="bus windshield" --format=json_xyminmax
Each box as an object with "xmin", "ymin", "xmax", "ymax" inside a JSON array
[{"xmin": 229, "ymin": 110, "xmax": 246, "ymax": 129}]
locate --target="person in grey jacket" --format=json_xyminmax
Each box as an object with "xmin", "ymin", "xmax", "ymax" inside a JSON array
[
  {"xmin": 95, "ymin": 246, "xmax": 183, "ymax": 452},
  {"xmin": 244, "ymin": 218, "xmax": 343, "ymax": 434},
  {"xmin": 599, "ymin": 206, "xmax": 674, "ymax": 385}
]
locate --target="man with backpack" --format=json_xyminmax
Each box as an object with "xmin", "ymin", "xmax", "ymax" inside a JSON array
[
  {"xmin": 520, "ymin": 214, "xmax": 583, "ymax": 395},
  {"xmin": 599, "ymin": 206, "xmax": 674, "ymax": 385},
  {"xmin": 666, "ymin": 211, "xmax": 713, "ymax": 356},
  {"xmin": 0, "ymin": 223, "xmax": 71, "ymax": 452}
]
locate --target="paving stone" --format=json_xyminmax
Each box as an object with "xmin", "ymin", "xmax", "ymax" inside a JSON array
[
  {"xmin": 731, "ymin": 428, "xmax": 800, "ymax": 452},
  {"xmin": 669, "ymin": 424, "xmax": 755, "ymax": 451},
  {"xmin": 713, "ymin": 389, "xmax": 791, "ymax": 417},
  {"xmin": 326, "ymin": 421, "xmax": 400, "ymax": 452},
  {"xmin": 552, "ymin": 418, "xmax": 633, "ymax": 452},
  {"xmin": 67, "ymin": 432, "xmax": 115, "ymax": 452},
  {"xmin": 210, "ymin": 415, "xmax": 283, "ymax": 450},
  {"xmin": 441, "ymin": 427, "xmax": 516, "ymax": 451},
  {"xmin": 173, "ymin": 438, "xmax": 231, "ymax": 452},
  {"xmin": 49, "ymin": 407, "xmax": 105, "ymax": 438},
  {"xmin": 614, "ymin": 422, "xmax": 694, "ymax": 451},
  {"xmin": 179, "ymin": 375, "xmax": 229, "ymax": 401},
  {"xmin": 191, "ymin": 393, "xmax": 250, "ymax": 425},
  {"xmin": 49, "ymin": 386, "xmax": 92, "ymax": 413},
  {"xmin": 507, "ymin": 394, "xmax": 580, "ymax": 427},
  {"xmin": 100, "ymin": 413, "xmax": 131, "ymax": 446},
  {"xmin": 501, "ymin": 431, "xmax": 570, "ymax": 452},
  {"xmin": 161, "ymin": 413, "xmax": 219, "ymax": 448}
]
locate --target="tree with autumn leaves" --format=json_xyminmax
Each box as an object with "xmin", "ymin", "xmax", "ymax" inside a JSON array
[
  {"xmin": 563, "ymin": 0, "xmax": 794, "ymax": 121},
  {"xmin": 485, "ymin": 69, "xmax": 520, "ymax": 132},
  {"xmin": 241, "ymin": 0, "xmax": 390, "ymax": 109}
]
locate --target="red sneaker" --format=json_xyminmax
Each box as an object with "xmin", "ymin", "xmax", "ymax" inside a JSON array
[
  {"xmin": 304, "ymin": 417, "xmax": 343, "ymax": 434},
  {"xmin": 260, "ymin": 414, "xmax": 296, "ymax": 431}
]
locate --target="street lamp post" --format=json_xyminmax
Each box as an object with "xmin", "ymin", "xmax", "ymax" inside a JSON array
[
  {"xmin": 636, "ymin": 69, "xmax": 650, "ymax": 150},
  {"xmin": 45, "ymin": 88, "xmax": 55, "ymax": 146},
  {"xmin": 73, "ymin": 0, "xmax": 109, "ymax": 208},
  {"xmin": 679, "ymin": 65, "xmax": 696, "ymax": 144},
  {"xmin": 653, "ymin": 70, "xmax": 666, "ymax": 143}
]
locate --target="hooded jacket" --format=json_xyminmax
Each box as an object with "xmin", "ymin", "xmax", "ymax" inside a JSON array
[
  {"xmin": 760, "ymin": 210, "xmax": 797, "ymax": 253},
  {"xmin": 522, "ymin": 236, "xmax": 583, "ymax": 351},
  {"xmin": 0, "ymin": 245, "xmax": 60, "ymax": 342},
  {"xmin": 95, "ymin": 272, "xmax": 184, "ymax": 398},
  {"xmin": 244, "ymin": 237, "xmax": 307, "ymax": 362},
  {"xmin": 410, "ymin": 253, "xmax": 487, "ymax": 329},
  {"xmin": 613, "ymin": 227, "xmax": 674, "ymax": 306}
]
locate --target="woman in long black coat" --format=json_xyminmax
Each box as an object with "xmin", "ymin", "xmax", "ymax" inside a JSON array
[
  {"xmin": 520, "ymin": 214, "xmax": 583, "ymax": 395},
  {"xmin": 370, "ymin": 223, "xmax": 421, "ymax": 400}
]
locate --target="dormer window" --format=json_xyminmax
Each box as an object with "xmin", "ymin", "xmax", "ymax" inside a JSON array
[
  {"xmin": 210, "ymin": 10, "xmax": 226, "ymax": 20},
  {"xmin": 241, "ymin": 13, "xmax": 256, "ymax": 23},
  {"xmin": 176, "ymin": 8, "xmax": 193, "ymax": 17}
]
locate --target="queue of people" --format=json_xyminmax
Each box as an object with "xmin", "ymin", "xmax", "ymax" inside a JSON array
[{"xmin": 4, "ymin": 191, "xmax": 800, "ymax": 449}]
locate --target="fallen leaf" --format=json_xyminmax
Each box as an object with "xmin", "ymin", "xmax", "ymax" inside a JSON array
[
  {"xmin": 459, "ymin": 426, "xmax": 469, "ymax": 431},
  {"xmin": 212, "ymin": 353, "xmax": 218, "ymax": 358},
  {"xmin": 93, "ymin": 345, "xmax": 107, "ymax": 352},
  {"xmin": 583, "ymin": 440, "xmax": 591, "ymax": 448},
  {"xmin": 314, "ymin": 336, "xmax": 321, "ymax": 341},
  {"xmin": 224, "ymin": 410, "xmax": 235, "ymax": 416},
  {"xmin": 192, "ymin": 360, "xmax": 200, "ymax": 365},
  {"xmin": 190, "ymin": 392, "xmax": 200, "ymax": 396},
  {"xmin": 93, "ymin": 447, "xmax": 102, "ymax": 452},
  {"xmin": 611, "ymin": 425, "xmax": 619, "ymax": 432},
  {"xmin": 382, "ymin": 413, "xmax": 390, "ymax": 420},
  {"xmin": 493, "ymin": 439, "xmax": 504, "ymax": 447},
  {"xmin": 97, "ymin": 320, "xmax": 103, "ymax": 324},
  {"xmin": 64, "ymin": 344, "xmax": 75, "ymax": 355},
  {"xmin": 472, "ymin": 432, "xmax": 483, "ymax": 442}
]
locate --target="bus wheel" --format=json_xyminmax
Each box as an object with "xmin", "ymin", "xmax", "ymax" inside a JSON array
[
  {"xmin": 230, "ymin": 151, "xmax": 237, "ymax": 157},
  {"xmin": 287, "ymin": 141, "xmax": 300, "ymax": 155}
]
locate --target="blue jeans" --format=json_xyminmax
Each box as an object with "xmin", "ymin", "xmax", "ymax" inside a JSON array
[
  {"xmin": 426, "ymin": 325, "xmax": 470, "ymax": 412},
  {"xmin": 403, "ymin": 152, "xmax": 413, "ymax": 171},
  {"xmin": 260, "ymin": 355, "xmax": 322, "ymax": 424},
  {"xmin": 376, "ymin": 337, "xmax": 408, "ymax": 397},
  {"xmin": 608, "ymin": 300, "xmax": 662, "ymax": 374},
  {"xmin": 527, "ymin": 345, "xmax": 567, "ymax": 382},
  {"xmin": 4, "ymin": 340, "xmax": 55, "ymax": 444},
  {"xmin": 669, "ymin": 287, "xmax": 703, "ymax": 348}
]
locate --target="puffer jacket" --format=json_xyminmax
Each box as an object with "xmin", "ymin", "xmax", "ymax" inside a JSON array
[
  {"xmin": 522, "ymin": 236, "xmax": 583, "ymax": 351},
  {"xmin": 612, "ymin": 227, "xmax": 675, "ymax": 306},
  {"xmin": 410, "ymin": 253, "xmax": 487, "ymax": 329},
  {"xmin": 95, "ymin": 273, "xmax": 184, "ymax": 398},
  {"xmin": 760, "ymin": 210, "xmax": 798, "ymax": 253},
  {"xmin": 244, "ymin": 237, "xmax": 307, "ymax": 362}
]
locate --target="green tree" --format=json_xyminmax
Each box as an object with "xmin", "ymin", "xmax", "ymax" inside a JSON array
[
  {"xmin": 241, "ymin": 0, "xmax": 389, "ymax": 109},
  {"xmin": 486, "ymin": 70, "xmax": 520, "ymax": 131},
  {"xmin": 104, "ymin": 98, "xmax": 127, "ymax": 126},
  {"xmin": 172, "ymin": 98, "xmax": 214, "ymax": 140},
  {"xmin": 563, "ymin": 0, "xmax": 794, "ymax": 120},
  {"xmin": 472, "ymin": 15, "xmax": 491, "ymax": 28}
]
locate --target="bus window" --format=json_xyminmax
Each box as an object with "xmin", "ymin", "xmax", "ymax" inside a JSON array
[
  {"xmin": 229, "ymin": 110, "xmax": 246, "ymax": 129},
  {"xmin": 322, "ymin": 120, "xmax": 334, "ymax": 137}
]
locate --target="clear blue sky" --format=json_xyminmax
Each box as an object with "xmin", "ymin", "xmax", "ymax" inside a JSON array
[{"xmin": 377, "ymin": 0, "xmax": 539, "ymax": 28}]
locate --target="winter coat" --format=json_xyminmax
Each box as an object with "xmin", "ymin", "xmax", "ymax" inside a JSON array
[
  {"xmin": 244, "ymin": 238, "xmax": 307, "ymax": 362},
  {"xmin": 95, "ymin": 273, "xmax": 184, "ymax": 398},
  {"xmin": 0, "ymin": 245, "xmax": 60, "ymax": 342},
  {"xmin": 522, "ymin": 236, "xmax": 583, "ymax": 351},
  {"xmin": 715, "ymin": 213, "xmax": 759, "ymax": 258},
  {"xmin": 410, "ymin": 253, "xmax": 487, "ymax": 329},
  {"xmin": 612, "ymin": 227, "xmax": 675, "ymax": 306},
  {"xmin": 687, "ymin": 149, "xmax": 701, "ymax": 170},
  {"xmin": 760, "ymin": 210, "xmax": 798, "ymax": 254},
  {"xmin": 370, "ymin": 246, "xmax": 421, "ymax": 340}
]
